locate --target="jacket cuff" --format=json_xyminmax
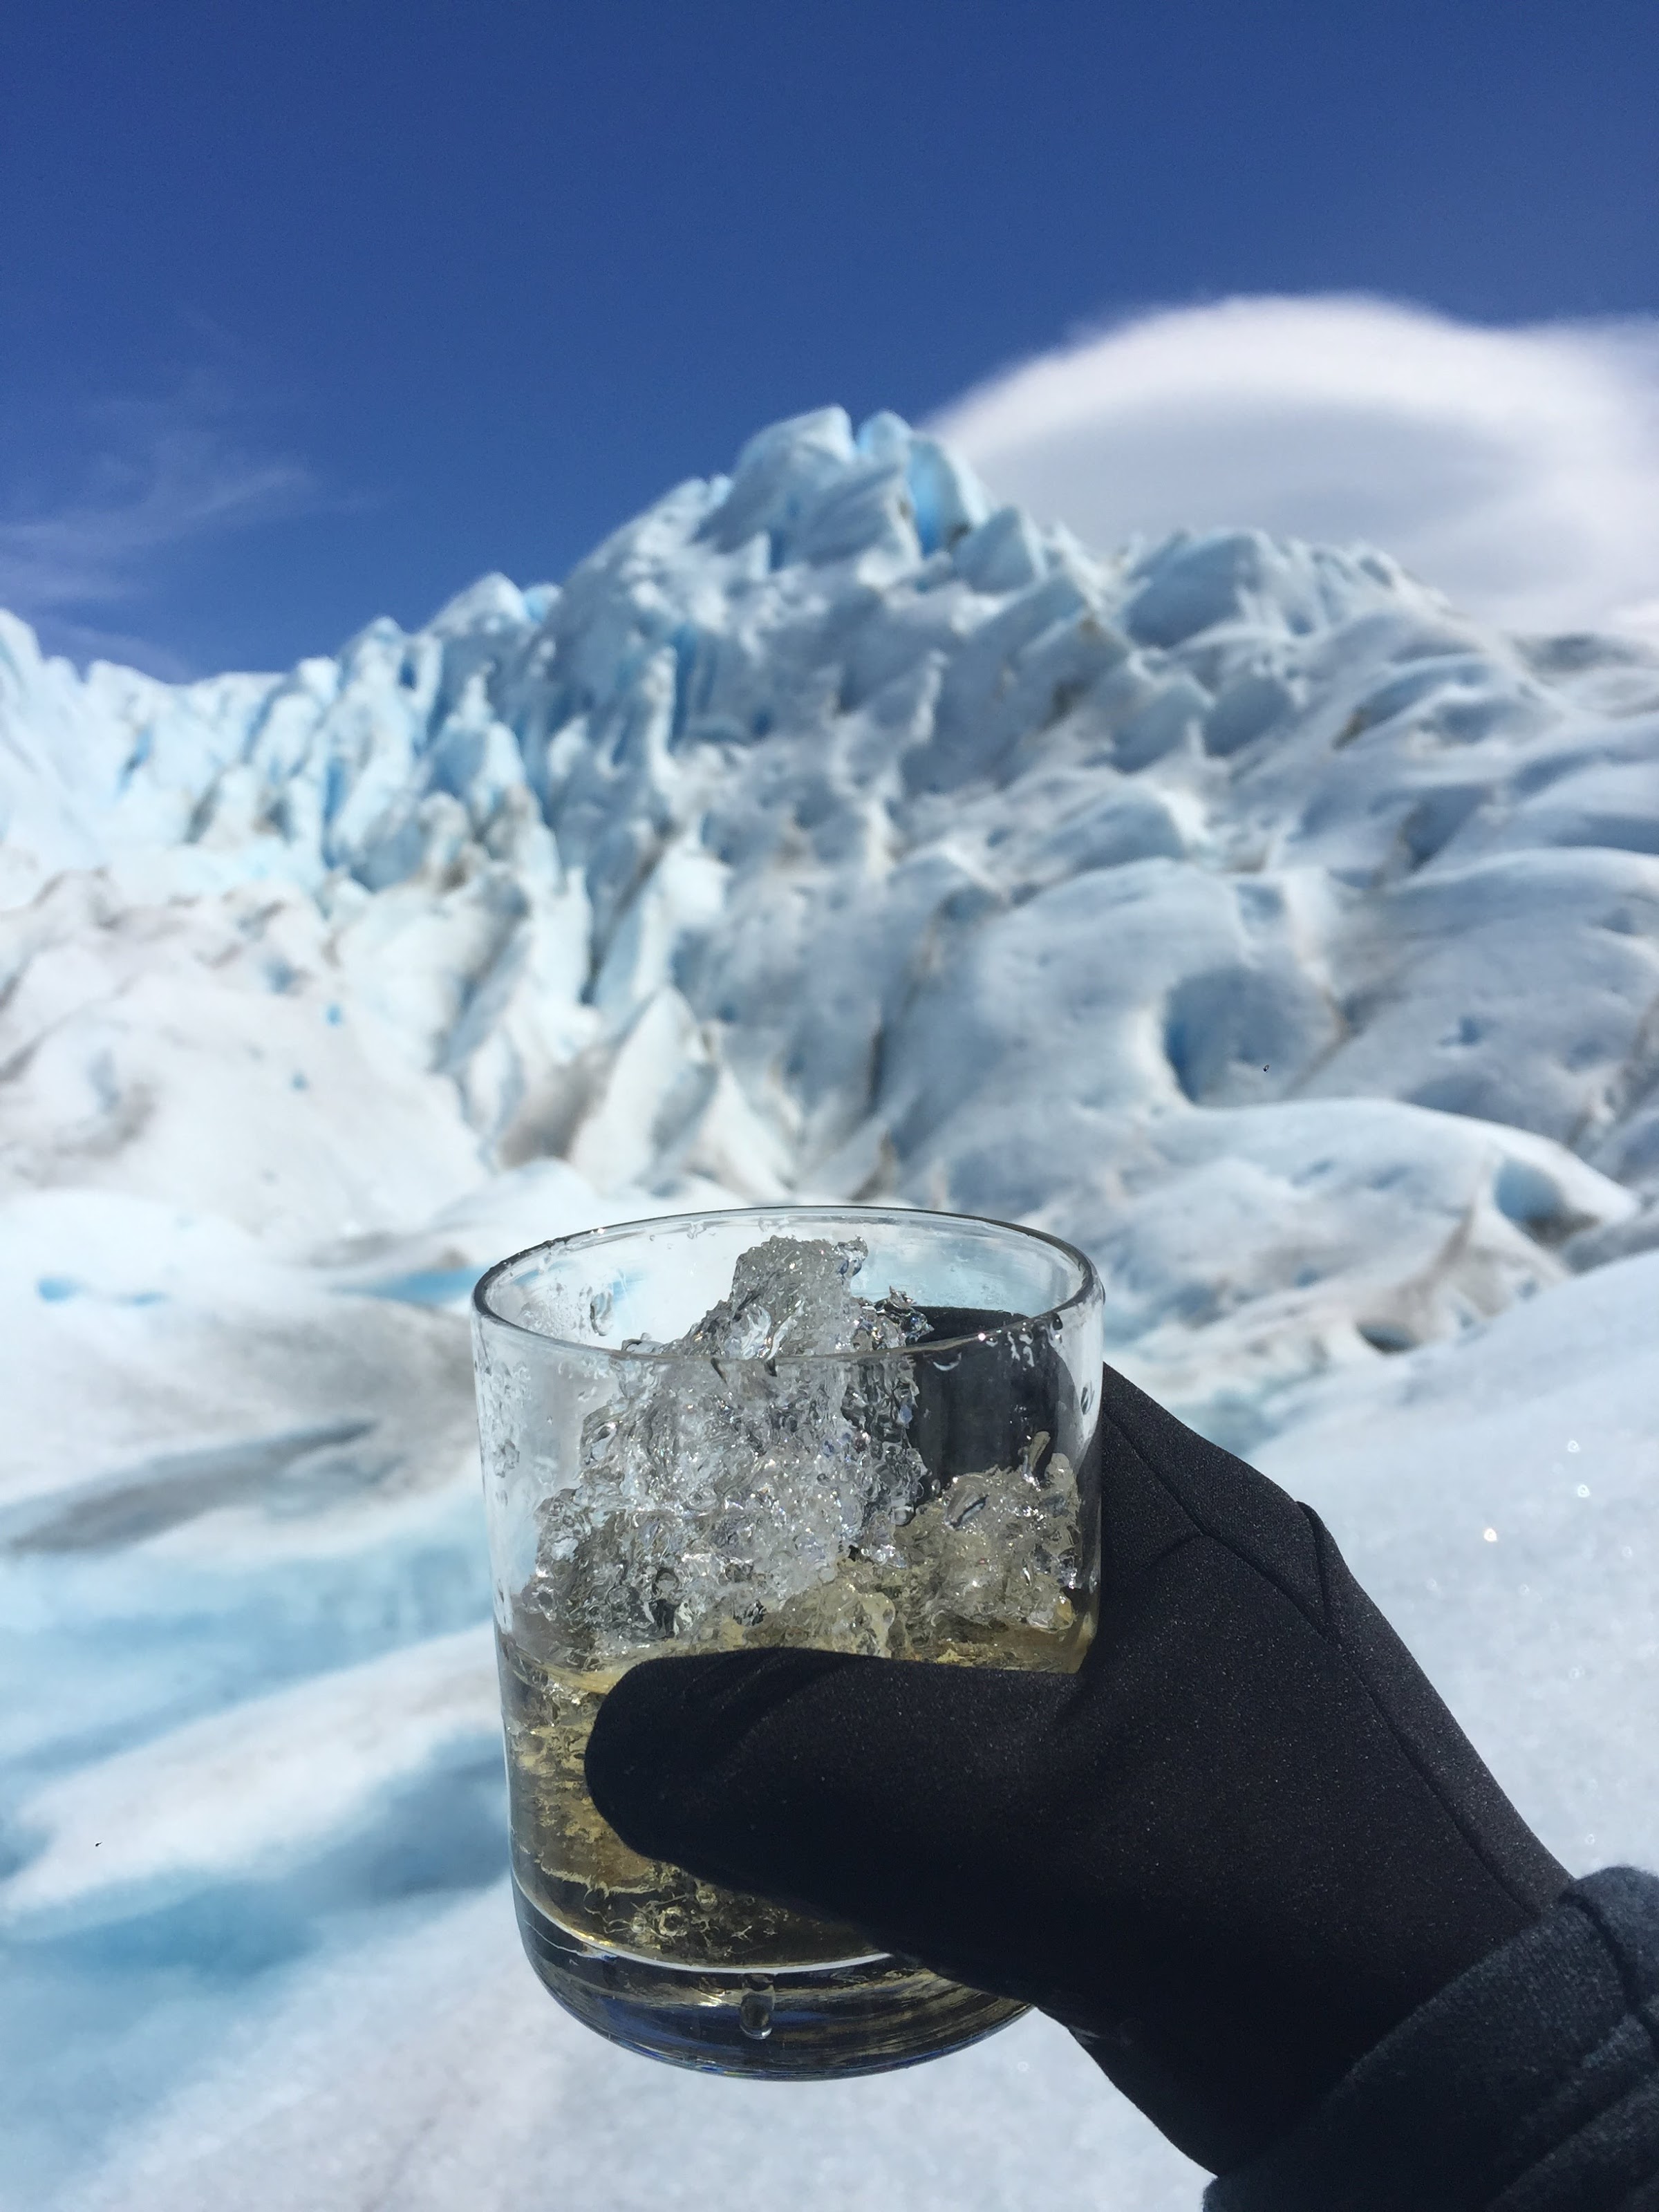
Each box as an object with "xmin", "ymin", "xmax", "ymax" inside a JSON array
[{"xmin": 1206, "ymin": 1867, "xmax": 1659, "ymax": 2212}]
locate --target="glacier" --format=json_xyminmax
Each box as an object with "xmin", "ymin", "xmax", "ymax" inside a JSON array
[{"xmin": 1, "ymin": 404, "xmax": 1657, "ymax": 2210}]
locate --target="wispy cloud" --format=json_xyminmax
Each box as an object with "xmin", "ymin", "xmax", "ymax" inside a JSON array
[
  {"xmin": 0, "ymin": 375, "xmax": 326, "ymax": 676},
  {"xmin": 930, "ymin": 296, "xmax": 1659, "ymax": 639}
]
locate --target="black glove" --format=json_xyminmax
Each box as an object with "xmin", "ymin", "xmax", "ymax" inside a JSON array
[{"xmin": 585, "ymin": 1363, "xmax": 1568, "ymax": 2175}]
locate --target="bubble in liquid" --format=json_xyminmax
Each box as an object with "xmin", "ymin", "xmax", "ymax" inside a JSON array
[{"xmin": 740, "ymin": 1976, "xmax": 775, "ymax": 2040}]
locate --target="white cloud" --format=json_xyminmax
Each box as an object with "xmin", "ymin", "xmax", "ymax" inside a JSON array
[
  {"xmin": 929, "ymin": 295, "xmax": 1659, "ymax": 638},
  {"xmin": 0, "ymin": 379, "xmax": 323, "ymax": 675}
]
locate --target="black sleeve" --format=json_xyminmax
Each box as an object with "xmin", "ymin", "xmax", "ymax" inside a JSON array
[{"xmin": 1206, "ymin": 1867, "xmax": 1659, "ymax": 2212}]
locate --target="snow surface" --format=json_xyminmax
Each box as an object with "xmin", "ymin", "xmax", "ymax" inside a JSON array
[{"xmin": 1, "ymin": 406, "xmax": 1657, "ymax": 2209}]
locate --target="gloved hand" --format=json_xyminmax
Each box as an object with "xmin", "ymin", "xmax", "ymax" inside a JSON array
[{"xmin": 585, "ymin": 1363, "xmax": 1568, "ymax": 2175}]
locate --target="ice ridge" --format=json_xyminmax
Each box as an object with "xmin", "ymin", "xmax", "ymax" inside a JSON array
[
  {"xmin": 3, "ymin": 406, "xmax": 1659, "ymax": 2208},
  {"xmin": 3, "ymin": 409, "xmax": 1657, "ymax": 1409}
]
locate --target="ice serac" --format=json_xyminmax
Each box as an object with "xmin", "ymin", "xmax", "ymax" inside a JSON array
[
  {"xmin": 4, "ymin": 408, "xmax": 1656, "ymax": 1397},
  {"xmin": 3, "ymin": 409, "xmax": 1659, "ymax": 2211}
]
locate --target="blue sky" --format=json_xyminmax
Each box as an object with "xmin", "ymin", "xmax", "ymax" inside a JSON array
[{"xmin": 3, "ymin": 0, "xmax": 1656, "ymax": 675}]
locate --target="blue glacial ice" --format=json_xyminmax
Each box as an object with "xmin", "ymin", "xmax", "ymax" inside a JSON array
[{"xmin": 1, "ymin": 406, "xmax": 1657, "ymax": 2209}]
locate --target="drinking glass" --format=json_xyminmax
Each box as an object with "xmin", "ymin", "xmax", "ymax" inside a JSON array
[{"xmin": 471, "ymin": 1204, "xmax": 1104, "ymax": 2078}]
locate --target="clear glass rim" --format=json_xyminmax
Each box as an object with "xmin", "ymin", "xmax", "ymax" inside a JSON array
[{"xmin": 471, "ymin": 1203, "xmax": 1101, "ymax": 1367}]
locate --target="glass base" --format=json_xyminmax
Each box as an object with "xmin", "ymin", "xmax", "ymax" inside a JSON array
[{"xmin": 512, "ymin": 1879, "xmax": 1027, "ymax": 2079}]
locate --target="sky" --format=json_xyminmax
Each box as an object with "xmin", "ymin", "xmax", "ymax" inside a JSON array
[{"xmin": 2, "ymin": 0, "xmax": 1657, "ymax": 677}]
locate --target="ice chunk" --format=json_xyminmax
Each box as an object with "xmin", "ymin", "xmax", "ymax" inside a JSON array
[
  {"xmin": 675, "ymin": 1234, "xmax": 930, "ymax": 1359},
  {"xmin": 892, "ymin": 1438, "xmax": 1085, "ymax": 1651},
  {"xmin": 518, "ymin": 1238, "xmax": 933, "ymax": 1666},
  {"xmin": 512, "ymin": 1235, "xmax": 1093, "ymax": 1671}
]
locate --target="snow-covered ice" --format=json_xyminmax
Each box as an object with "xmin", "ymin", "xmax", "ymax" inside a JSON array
[{"xmin": 1, "ymin": 406, "xmax": 1656, "ymax": 2209}]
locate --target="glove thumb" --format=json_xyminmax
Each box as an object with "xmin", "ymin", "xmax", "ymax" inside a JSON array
[{"xmin": 585, "ymin": 1644, "xmax": 1077, "ymax": 1996}]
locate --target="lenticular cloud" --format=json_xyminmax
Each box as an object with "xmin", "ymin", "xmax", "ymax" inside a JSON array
[
  {"xmin": 1, "ymin": 402, "xmax": 1656, "ymax": 2211},
  {"xmin": 931, "ymin": 295, "xmax": 1659, "ymax": 639}
]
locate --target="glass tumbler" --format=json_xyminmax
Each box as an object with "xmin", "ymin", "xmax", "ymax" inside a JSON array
[{"xmin": 471, "ymin": 1204, "xmax": 1103, "ymax": 2079}]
